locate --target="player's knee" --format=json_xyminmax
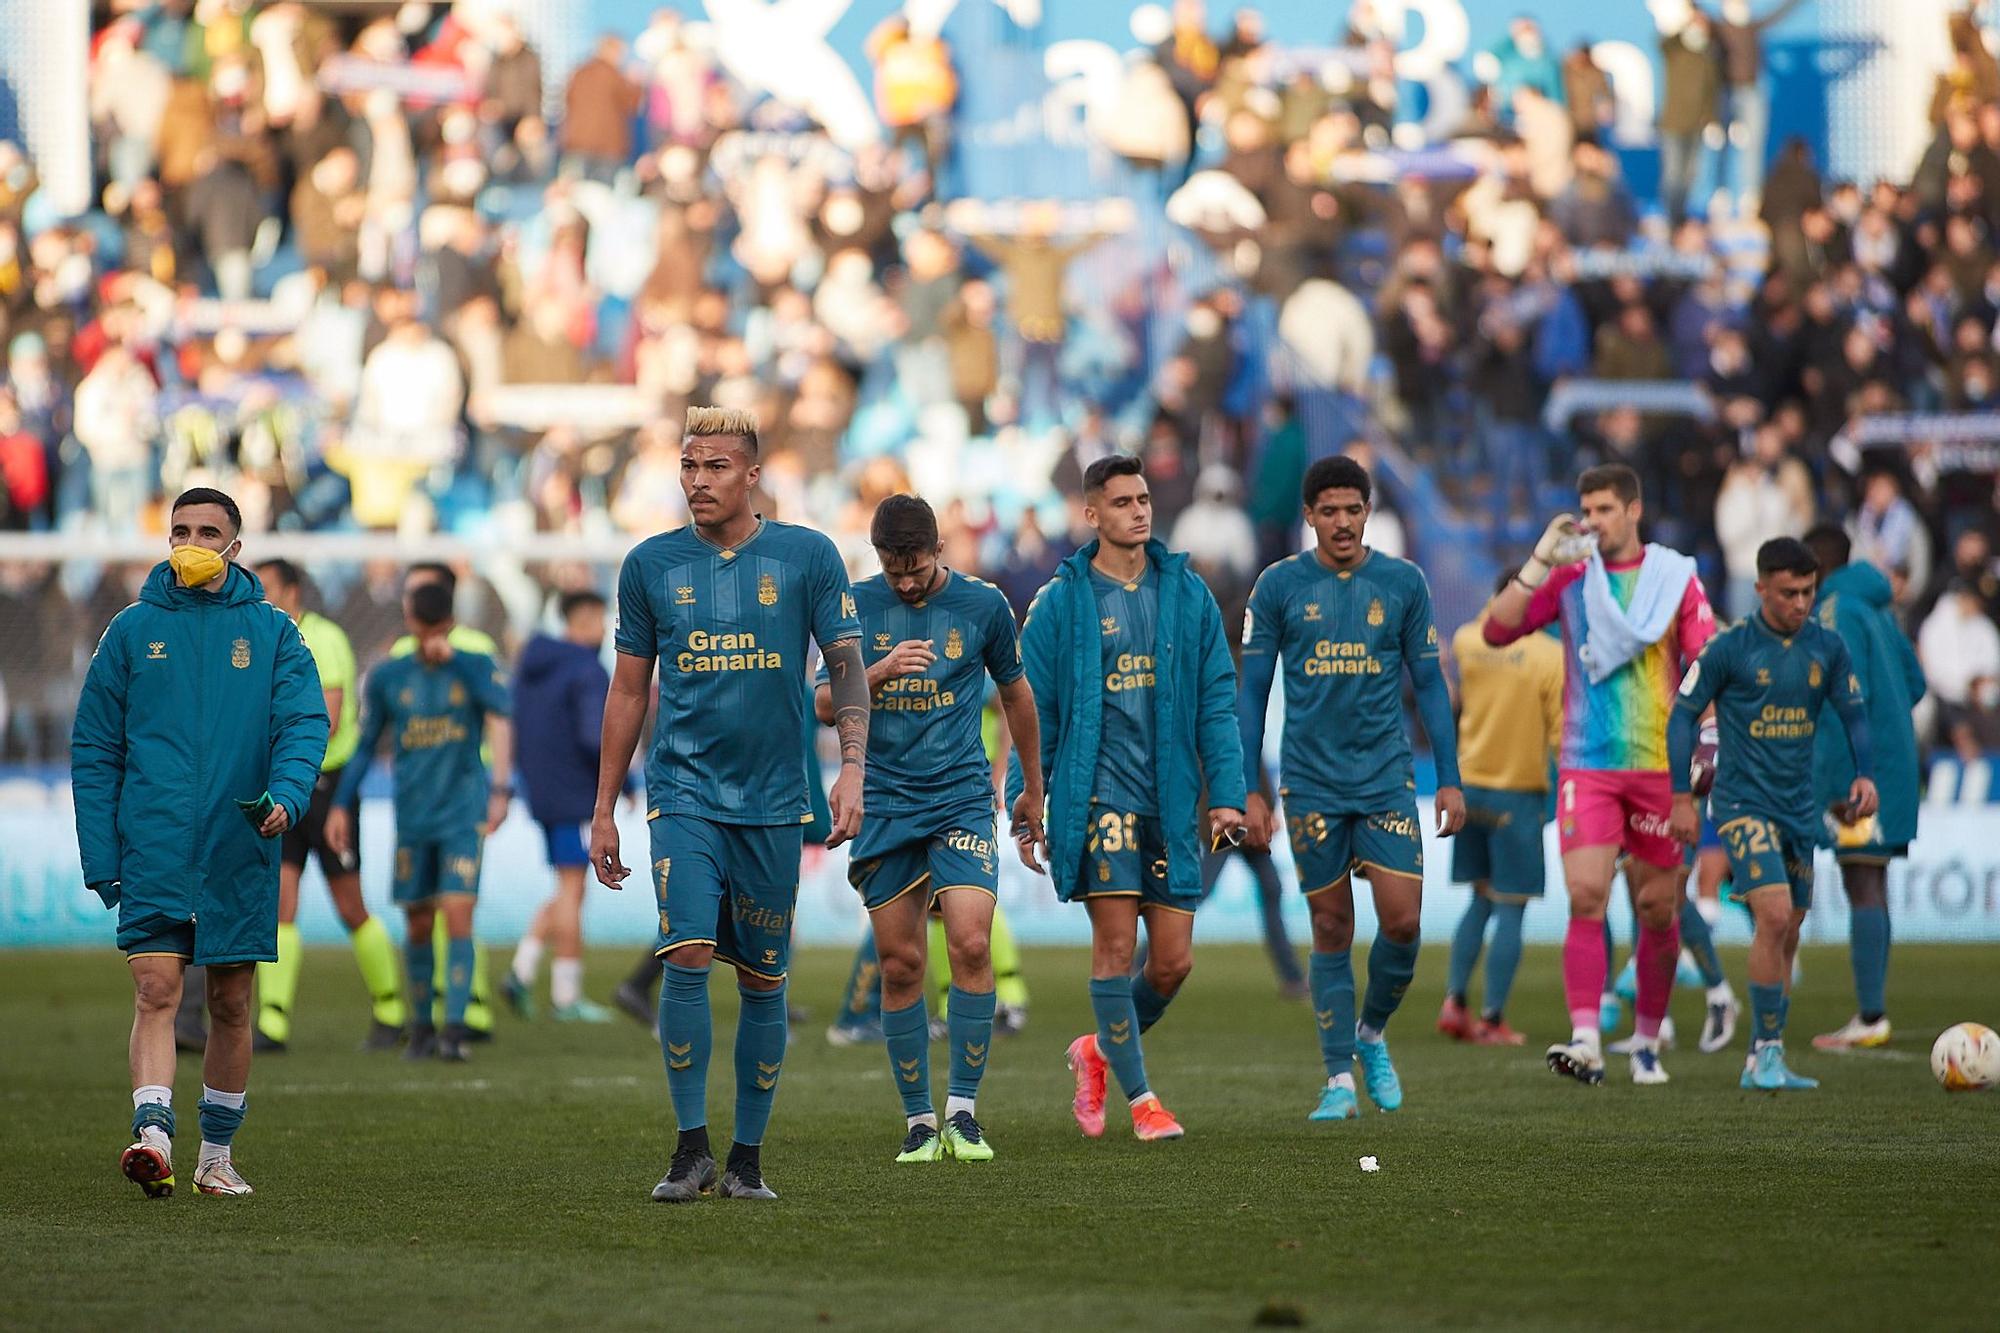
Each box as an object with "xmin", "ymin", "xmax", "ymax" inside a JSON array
[
  {"xmin": 1566, "ymin": 883, "xmax": 1610, "ymax": 918},
  {"xmin": 1150, "ymin": 951, "xmax": 1193, "ymax": 992},
  {"xmin": 206, "ymin": 984, "xmax": 252, "ymax": 1029},
  {"xmin": 132, "ymin": 971, "xmax": 181, "ymax": 1014},
  {"xmin": 1635, "ymin": 897, "xmax": 1676, "ymax": 931},
  {"xmin": 736, "ymin": 968, "xmax": 783, "ymax": 994},
  {"xmin": 1378, "ymin": 910, "xmax": 1420, "ymax": 945},
  {"xmin": 878, "ymin": 945, "xmax": 925, "ymax": 993},
  {"xmin": 945, "ymin": 936, "xmax": 991, "ymax": 980},
  {"xmin": 1308, "ymin": 903, "xmax": 1354, "ymax": 951},
  {"xmin": 1093, "ymin": 938, "xmax": 1136, "ymax": 976}
]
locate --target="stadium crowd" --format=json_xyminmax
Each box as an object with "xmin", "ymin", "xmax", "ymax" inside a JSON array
[{"xmin": 1, "ymin": 0, "xmax": 1998, "ymax": 764}]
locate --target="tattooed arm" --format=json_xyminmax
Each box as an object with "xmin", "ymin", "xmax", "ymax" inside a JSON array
[{"xmin": 822, "ymin": 637, "xmax": 868, "ymax": 847}]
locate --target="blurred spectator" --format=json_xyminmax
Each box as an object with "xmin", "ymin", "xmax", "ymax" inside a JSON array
[
  {"xmin": 1918, "ymin": 580, "xmax": 2000, "ymax": 759},
  {"xmin": 1715, "ymin": 422, "xmax": 1816, "ymax": 617},
  {"xmin": 1928, "ymin": 5, "xmax": 2000, "ymax": 128},
  {"xmin": 182, "ymin": 147, "xmax": 265, "ymax": 300},
  {"xmin": 1171, "ymin": 465, "xmax": 1258, "ymax": 589},
  {"xmin": 867, "ymin": 15, "xmax": 958, "ymax": 187},
  {"xmin": 1922, "ymin": 527, "xmax": 2000, "ymax": 623},
  {"xmin": 342, "ymin": 318, "xmax": 462, "ymax": 528},
  {"xmin": 562, "ymin": 35, "xmax": 641, "ymax": 183},
  {"xmin": 0, "ymin": 388, "xmax": 49, "ymax": 529},
  {"xmin": 291, "ymin": 148, "xmax": 365, "ymax": 282},
  {"xmin": 1657, "ymin": 7, "xmax": 1722, "ymax": 226},
  {"xmin": 959, "ymin": 201, "xmax": 1122, "ymax": 429},
  {"xmin": 482, "ymin": 12, "xmax": 545, "ymax": 141},
  {"xmin": 1560, "ymin": 41, "xmax": 1614, "ymax": 144},
  {"xmin": 1716, "ymin": 0, "xmax": 1805, "ymax": 213},
  {"xmin": 1849, "ymin": 470, "xmax": 1932, "ymax": 600},
  {"xmin": 1479, "ymin": 16, "xmax": 1563, "ymax": 111},
  {"xmin": 1551, "ymin": 140, "xmax": 1638, "ymax": 248},
  {"xmin": 70, "ymin": 345, "xmax": 157, "ymax": 528}
]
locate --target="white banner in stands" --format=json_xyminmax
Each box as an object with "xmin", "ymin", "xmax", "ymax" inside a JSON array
[{"xmin": 4, "ymin": 793, "xmax": 1999, "ymax": 950}]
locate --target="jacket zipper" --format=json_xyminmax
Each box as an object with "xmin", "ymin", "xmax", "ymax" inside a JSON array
[{"xmin": 189, "ymin": 597, "xmax": 207, "ymax": 924}]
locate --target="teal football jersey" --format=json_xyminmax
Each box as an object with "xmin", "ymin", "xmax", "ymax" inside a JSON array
[
  {"xmin": 821, "ymin": 569, "xmax": 1022, "ymax": 816},
  {"xmin": 1675, "ymin": 613, "xmax": 1862, "ymax": 842},
  {"xmin": 616, "ymin": 518, "xmax": 859, "ymax": 826},
  {"xmin": 1242, "ymin": 549, "xmax": 1442, "ymax": 813},
  {"xmin": 338, "ymin": 650, "xmax": 510, "ymax": 841},
  {"xmin": 1090, "ymin": 566, "xmax": 1161, "ymax": 815}
]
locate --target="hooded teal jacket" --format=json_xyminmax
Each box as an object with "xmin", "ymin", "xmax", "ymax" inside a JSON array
[
  {"xmin": 1006, "ymin": 540, "xmax": 1248, "ymax": 901},
  {"xmin": 71, "ymin": 562, "xmax": 328, "ymax": 963},
  {"xmin": 1813, "ymin": 561, "xmax": 1926, "ymax": 848}
]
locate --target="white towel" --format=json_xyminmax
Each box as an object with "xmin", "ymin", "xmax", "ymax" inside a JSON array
[{"xmin": 1577, "ymin": 544, "xmax": 1697, "ymax": 685}]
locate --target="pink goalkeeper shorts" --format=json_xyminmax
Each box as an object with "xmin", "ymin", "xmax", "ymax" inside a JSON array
[{"xmin": 1556, "ymin": 768, "xmax": 1681, "ymax": 869}]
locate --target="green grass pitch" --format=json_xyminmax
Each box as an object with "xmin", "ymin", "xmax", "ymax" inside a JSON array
[{"xmin": 1, "ymin": 943, "xmax": 1992, "ymax": 1331}]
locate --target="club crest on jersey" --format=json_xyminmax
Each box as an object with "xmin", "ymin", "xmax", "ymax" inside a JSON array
[
  {"xmin": 1756, "ymin": 667, "xmax": 1771, "ymax": 686},
  {"xmin": 1809, "ymin": 661, "xmax": 1822, "ymax": 688},
  {"xmin": 147, "ymin": 641, "xmax": 167, "ymax": 660},
  {"xmin": 448, "ymin": 681, "xmax": 466, "ymax": 706},
  {"xmin": 1367, "ymin": 598, "xmax": 1385, "ymax": 627},
  {"xmin": 874, "ymin": 632, "xmax": 894, "ymax": 651},
  {"xmin": 674, "ymin": 586, "xmax": 696, "ymax": 605},
  {"xmin": 399, "ymin": 689, "xmax": 414, "ymax": 707},
  {"xmin": 1303, "ymin": 602, "xmax": 1321, "ymax": 621},
  {"xmin": 757, "ymin": 572, "xmax": 779, "ymax": 606},
  {"xmin": 1101, "ymin": 616, "xmax": 1118, "ymax": 636},
  {"xmin": 944, "ymin": 627, "xmax": 963, "ymax": 659},
  {"xmin": 230, "ymin": 638, "xmax": 251, "ymax": 669}
]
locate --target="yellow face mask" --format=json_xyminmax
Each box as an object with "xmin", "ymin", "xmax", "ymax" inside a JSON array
[{"xmin": 169, "ymin": 544, "xmax": 229, "ymax": 588}]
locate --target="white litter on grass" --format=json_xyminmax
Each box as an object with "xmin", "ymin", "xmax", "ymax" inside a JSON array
[{"xmin": 1359, "ymin": 1156, "xmax": 1380, "ymax": 1173}]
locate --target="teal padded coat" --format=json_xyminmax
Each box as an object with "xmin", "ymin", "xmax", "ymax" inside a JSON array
[
  {"xmin": 1812, "ymin": 560, "xmax": 1926, "ymax": 849},
  {"xmin": 71, "ymin": 562, "xmax": 328, "ymax": 963},
  {"xmin": 1006, "ymin": 540, "xmax": 1248, "ymax": 902}
]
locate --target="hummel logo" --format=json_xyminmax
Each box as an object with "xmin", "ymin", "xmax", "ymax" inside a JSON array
[
  {"xmin": 755, "ymin": 1075, "xmax": 779, "ymax": 1090},
  {"xmin": 898, "ymin": 1058, "xmax": 923, "ymax": 1083},
  {"xmin": 1316, "ymin": 1009, "xmax": 1336, "ymax": 1030},
  {"xmin": 963, "ymin": 1042, "xmax": 988, "ymax": 1068},
  {"xmin": 1108, "ymin": 1020, "xmax": 1130, "ymax": 1045},
  {"xmin": 757, "ymin": 1061, "xmax": 781, "ymax": 1074},
  {"xmin": 666, "ymin": 1040, "xmax": 693, "ymax": 1071}
]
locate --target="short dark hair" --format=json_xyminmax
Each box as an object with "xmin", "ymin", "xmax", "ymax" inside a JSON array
[
  {"xmin": 408, "ymin": 581, "xmax": 455, "ymax": 627},
  {"xmin": 559, "ymin": 589, "xmax": 606, "ymax": 621},
  {"xmin": 1757, "ymin": 536, "xmax": 1820, "ymax": 579},
  {"xmin": 255, "ymin": 557, "xmax": 303, "ymax": 592},
  {"xmin": 1302, "ymin": 455, "xmax": 1372, "ymax": 507},
  {"xmin": 870, "ymin": 494, "xmax": 939, "ymax": 559},
  {"xmin": 1577, "ymin": 463, "xmax": 1641, "ymax": 505},
  {"xmin": 406, "ymin": 562, "xmax": 457, "ymax": 593},
  {"xmin": 171, "ymin": 487, "xmax": 242, "ymax": 535},
  {"xmin": 1083, "ymin": 454, "xmax": 1144, "ymax": 497},
  {"xmin": 1802, "ymin": 522, "xmax": 1851, "ymax": 573}
]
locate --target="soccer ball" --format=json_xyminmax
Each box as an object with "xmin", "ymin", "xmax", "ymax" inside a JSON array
[{"xmin": 1930, "ymin": 1022, "xmax": 2000, "ymax": 1091}]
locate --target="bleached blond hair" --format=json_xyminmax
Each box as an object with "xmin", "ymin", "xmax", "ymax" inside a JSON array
[{"xmin": 682, "ymin": 405, "xmax": 760, "ymax": 456}]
